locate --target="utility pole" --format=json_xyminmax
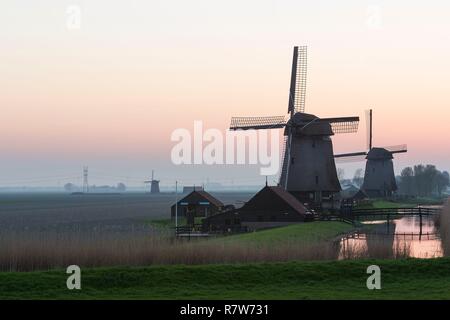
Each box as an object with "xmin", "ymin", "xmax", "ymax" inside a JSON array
[
  {"xmin": 83, "ymin": 166, "xmax": 89, "ymax": 193},
  {"xmin": 175, "ymin": 181, "xmax": 178, "ymax": 229}
]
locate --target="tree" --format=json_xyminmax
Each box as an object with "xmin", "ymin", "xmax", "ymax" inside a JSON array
[
  {"xmin": 64, "ymin": 183, "xmax": 76, "ymax": 193},
  {"xmin": 414, "ymin": 165, "xmax": 426, "ymax": 196},
  {"xmin": 352, "ymin": 168, "xmax": 364, "ymax": 188},
  {"xmin": 116, "ymin": 183, "xmax": 126, "ymax": 192},
  {"xmin": 423, "ymin": 165, "xmax": 438, "ymax": 196},
  {"xmin": 399, "ymin": 167, "xmax": 415, "ymax": 196},
  {"xmin": 436, "ymin": 171, "xmax": 450, "ymax": 196}
]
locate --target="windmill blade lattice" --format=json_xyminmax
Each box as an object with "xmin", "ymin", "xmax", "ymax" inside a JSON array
[
  {"xmin": 334, "ymin": 153, "xmax": 367, "ymax": 163},
  {"xmin": 320, "ymin": 117, "xmax": 360, "ymax": 134},
  {"xmin": 383, "ymin": 144, "xmax": 408, "ymax": 154},
  {"xmin": 230, "ymin": 116, "xmax": 286, "ymax": 130},
  {"xmin": 288, "ymin": 46, "xmax": 307, "ymax": 115}
]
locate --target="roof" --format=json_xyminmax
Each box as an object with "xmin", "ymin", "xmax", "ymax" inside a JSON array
[
  {"xmin": 286, "ymin": 112, "xmax": 333, "ymax": 136},
  {"xmin": 195, "ymin": 191, "xmax": 224, "ymax": 207},
  {"xmin": 341, "ymin": 184, "xmax": 359, "ymax": 192},
  {"xmin": 267, "ymin": 186, "xmax": 309, "ymax": 215},
  {"xmin": 173, "ymin": 190, "xmax": 224, "ymax": 207},
  {"xmin": 182, "ymin": 186, "xmax": 204, "ymax": 192},
  {"xmin": 352, "ymin": 189, "xmax": 368, "ymax": 200},
  {"xmin": 240, "ymin": 186, "xmax": 310, "ymax": 216},
  {"xmin": 366, "ymin": 147, "xmax": 393, "ymax": 160},
  {"xmin": 203, "ymin": 186, "xmax": 311, "ymax": 222}
]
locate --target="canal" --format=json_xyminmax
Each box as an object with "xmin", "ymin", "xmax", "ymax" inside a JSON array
[{"xmin": 339, "ymin": 207, "xmax": 443, "ymax": 259}]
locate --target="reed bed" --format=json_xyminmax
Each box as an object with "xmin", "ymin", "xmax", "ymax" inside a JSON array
[
  {"xmin": 0, "ymin": 228, "xmax": 416, "ymax": 272},
  {"xmin": 437, "ymin": 198, "xmax": 450, "ymax": 255}
]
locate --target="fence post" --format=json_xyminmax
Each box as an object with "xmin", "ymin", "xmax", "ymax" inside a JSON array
[{"xmin": 419, "ymin": 206, "xmax": 423, "ymax": 237}]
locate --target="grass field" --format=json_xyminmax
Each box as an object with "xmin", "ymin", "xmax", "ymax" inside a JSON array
[
  {"xmin": 218, "ymin": 221, "xmax": 353, "ymax": 244},
  {"xmin": 1, "ymin": 258, "xmax": 450, "ymax": 299},
  {"xmin": 356, "ymin": 200, "xmax": 416, "ymax": 209},
  {"xmin": 356, "ymin": 198, "xmax": 445, "ymax": 210}
]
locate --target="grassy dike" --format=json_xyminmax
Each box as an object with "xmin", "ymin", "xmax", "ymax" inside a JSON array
[{"xmin": 1, "ymin": 258, "xmax": 450, "ymax": 299}]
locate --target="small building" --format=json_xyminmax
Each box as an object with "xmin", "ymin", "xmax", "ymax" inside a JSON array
[
  {"xmin": 340, "ymin": 184, "xmax": 367, "ymax": 200},
  {"xmin": 182, "ymin": 186, "xmax": 204, "ymax": 194},
  {"xmin": 202, "ymin": 185, "xmax": 313, "ymax": 233},
  {"xmin": 171, "ymin": 190, "xmax": 224, "ymax": 225}
]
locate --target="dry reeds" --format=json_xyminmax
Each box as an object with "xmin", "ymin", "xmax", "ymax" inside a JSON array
[
  {"xmin": 438, "ymin": 198, "xmax": 450, "ymax": 255},
  {"xmin": 0, "ymin": 231, "xmax": 343, "ymax": 271},
  {"xmin": 0, "ymin": 222, "xmax": 424, "ymax": 272}
]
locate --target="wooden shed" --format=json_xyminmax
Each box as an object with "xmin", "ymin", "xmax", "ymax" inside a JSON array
[
  {"xmin": 171, "ymin": 190, "xmax": 224, "ymax": 225},
  {"xmin": 202, "ymin": 186, "xmax": 313, "ymax": 233}
]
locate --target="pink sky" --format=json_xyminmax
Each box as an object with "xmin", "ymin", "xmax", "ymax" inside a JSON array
[{"xmin": 1, "ymin": 1, "xmax": 449, "ymax": 186}]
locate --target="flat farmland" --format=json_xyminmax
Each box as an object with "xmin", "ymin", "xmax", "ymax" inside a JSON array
[{"xmin": 0, "ymin": 192, "xmax": 253, "ymax": 234}]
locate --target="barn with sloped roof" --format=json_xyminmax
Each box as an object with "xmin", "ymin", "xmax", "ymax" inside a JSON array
[
  {"xmin": 171, "ymin": 190, "xmax": 224, "ymax": 225},
  {"xmin": 202, "ymin": 185, "xmax": 314, "ymax": 232}
]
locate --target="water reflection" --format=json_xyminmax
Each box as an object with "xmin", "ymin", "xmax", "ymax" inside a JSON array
[{"xmin": 339, "ymin": 215, "xmax": 443, "ymax": 259}]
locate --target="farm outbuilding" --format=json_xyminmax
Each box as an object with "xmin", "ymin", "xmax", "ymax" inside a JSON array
[
  {"xmin": 171, "ymin": 190, "xmax": 224, "ymax": 225},
  {"xmin": 202, "ymin": 185, "xmax": 314, "ymax": 233}
]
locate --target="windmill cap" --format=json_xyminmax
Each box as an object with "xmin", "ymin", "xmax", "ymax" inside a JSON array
[
  {"xmin": 366, "ymin": 147, "xmax": 393, "ymax": 160},
  {"xmin": 287, "ymin": 112, "xmax": 333, "ymax": 136}
]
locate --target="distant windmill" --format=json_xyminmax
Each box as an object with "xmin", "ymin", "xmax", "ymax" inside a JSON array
[
  {"xmin": 230, "ymin": 46, "xmax": 360, "ymax": 207},
  {"xmin": 334, "ymin": 109, "xmax": 407, "ymax": 198},
  {"xmin": 144, "ymin": 170, "xmax": 160, "ymax": 194}
]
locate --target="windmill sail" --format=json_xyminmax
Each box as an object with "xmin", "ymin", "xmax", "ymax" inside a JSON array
[
  {"xmin": 383, "ymin": 144, "xmax": 408, "ymax": 154},
  {"xmin": 230, "ymin": 116, "xmax": 286, "ymax": 130},
  {"xmin": 334, "ymin": 152, "xmax": 367, "ymax": 163},
  {"xmin": 288, "ymin": 46, "xmax": 307, "ymax": 116},
  {"xmin": 320, "ymin": 117, "xmax": 360, "ymax": 134},
  {"xmin": 279, "ymin": 136, "xmax": 290, "ymax": 186}
]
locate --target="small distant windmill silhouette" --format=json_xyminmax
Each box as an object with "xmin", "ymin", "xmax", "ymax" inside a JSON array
[
  {"xmin": 334, "ymin": 109, "xmax": 407, "ymax": 197},
  {"xmin": 144, "ymin": 170, "xmax": 160, "ymax": 194}
]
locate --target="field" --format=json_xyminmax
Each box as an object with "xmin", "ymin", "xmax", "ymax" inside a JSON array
[
  {"xmin": 217, "ymin": 221, "xmax": 353, "ymax": 244},
  {"xmin": 0, "ymin": 192, "xmax": 448, "ymax": 300},
  {"xmin": 0, "ymin": 192, "xmax": 252, "ymax": 233},
  {"xmin": 0, "ymin": 192, "xmax": 356, "ymax": 272},
  {"xmin": 1, "ymin": 258, "xmax": 450, "ymax": 299}
]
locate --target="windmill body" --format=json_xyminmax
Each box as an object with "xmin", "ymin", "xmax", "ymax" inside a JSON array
[
  {"xmin": 150, "ymin": 180, "xmax": 160, "ymax": 194},
  {"xmin": 279, "ymin": 113, "xmax": 341, "ymax": 203},
  {"xmin": 334, "ymin": 109, "xmax": 407, "ymax": 198},
  {"xmin": 145, "ymin": 170, "xmax": 160, "ymax": 194},
  {"xmin": 362, "ymin": 148, "xmax": 397, "ymax": 197},
  {"xmin": 230, "ymin": 47, "xmax": 359, "ymax": 208}
]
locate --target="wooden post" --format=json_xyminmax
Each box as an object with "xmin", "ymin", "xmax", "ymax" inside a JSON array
[
  {"xmin": 419, "ymin": 206, "xmax": 423, "ymax": 240},
  {"xmin": 386, "ymin": 213, "xmax": 390, "ymax": 233}
]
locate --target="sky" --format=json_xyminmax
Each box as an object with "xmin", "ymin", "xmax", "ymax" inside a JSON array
[{"xmin": 1, "ymin": 0, "xmax": 450, "ymax": 188}]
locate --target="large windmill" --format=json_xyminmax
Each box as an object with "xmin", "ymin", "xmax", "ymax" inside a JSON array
[
  {"xmin": 144, "ymin": 170, "xmax": 160, "ymax": 194},
  {"xmin": 230, "ymin": 46, "xmax": 360, "ymax": 207},
  {"xmin": 335, "ymin": 109, "xmax": 407, "ymax": 198}
]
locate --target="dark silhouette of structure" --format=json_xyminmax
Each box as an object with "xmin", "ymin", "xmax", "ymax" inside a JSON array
[
  {"xmin": 230, "ymin": 46, "xmax": 360, "ymax": 208},
  {"xmin": 82, "ymin": 166, "xmax": 89, "ymax": 193},
  {"xmin": 144, "ymin": 170, "xmax": 160, "ymax": 194},
  {"xmin": 335, "ymin": 109, "xmax": 407, "ymax": 198},
  {"xmin": 202, "ymin": 185, "xmax": 314, "ymax": 233},
  {"xmin": 182, "ymin": 186, "xmax": 204, "ymax": 194},
  {"xmin": 171, "ymin": 190, "xmax": 224, "ymax": 225}
]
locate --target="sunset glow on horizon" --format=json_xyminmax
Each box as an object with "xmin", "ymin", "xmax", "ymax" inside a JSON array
[{"xmin": 1, "ymin": 0, "xmax": 450, "ymax": 186}]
